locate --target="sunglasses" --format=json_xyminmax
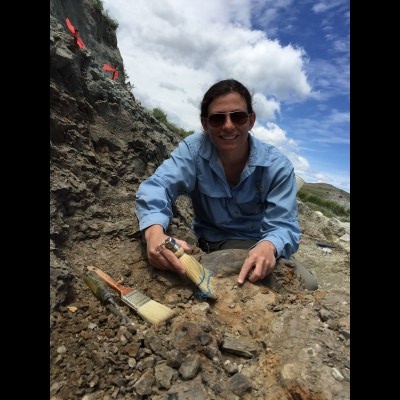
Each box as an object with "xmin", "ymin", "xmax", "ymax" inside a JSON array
[{"xmin": 206, "ymin": 111, "xmax": 250, "ymax": 128}]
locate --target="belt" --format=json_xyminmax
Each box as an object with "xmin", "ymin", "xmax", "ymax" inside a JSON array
[{"xmin": 197, "ymin": 238, "xmax": 225, "ymax": 253}]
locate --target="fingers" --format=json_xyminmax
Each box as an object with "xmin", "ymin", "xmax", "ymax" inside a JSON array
[
  {"xmin": 237, "ymin": 261, "xmax": 252, "ymax": 284},
  {"xmin": 174, "ymin": 238, "xmax": 192, "ymax": 254},
  {"xmin": 237, "ymin": 252, "xmax": 276, "ymax": 284},
  {"xmin": 237, "ymin": 263, "xmax": 264, "ymax": 284},
  {"xmin": 148, "ymin": 237, "xmax": 186, "ymax": 274}
]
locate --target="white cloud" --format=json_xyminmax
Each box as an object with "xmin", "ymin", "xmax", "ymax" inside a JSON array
[
  {"xmin": 102, "ymin": 0, "xmax": 349, "ymax": 192},
  {"xmin": 251, "ymin": 123, "xmax": 310, "ymax": 180}
]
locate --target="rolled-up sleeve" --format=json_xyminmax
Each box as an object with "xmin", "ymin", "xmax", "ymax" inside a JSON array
[
  {"xmin": 134, "ymin": 138, "xmax": 197, "ymax": 232},
  {"xmin": 257, "ymin": 165, "xmax": 301, "ymax": 259}
]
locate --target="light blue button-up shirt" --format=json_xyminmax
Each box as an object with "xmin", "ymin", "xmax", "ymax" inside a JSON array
[{"xmin": 135, "ymin": 132, "xmax": 301, "ymax": 259}]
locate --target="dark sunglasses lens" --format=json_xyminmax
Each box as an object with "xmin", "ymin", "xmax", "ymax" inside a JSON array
[
  {"xmin": 231, "ymin": 112, "xmax": 248, "ymax": 124},
  {"xmin": 208, "ymin": 114, "xmax": 226, "ymax": 127},
  {"xmin": 208, "ymin": 112, "xmax": 249, "ymax": 127}
]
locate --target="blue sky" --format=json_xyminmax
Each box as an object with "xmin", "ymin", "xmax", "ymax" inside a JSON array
[{"xmin": 102, "ymin": 0, "xmax": 350, "ymax": 193}]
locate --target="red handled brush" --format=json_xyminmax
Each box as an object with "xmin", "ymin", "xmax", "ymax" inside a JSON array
[{"xmin": 87, "ymin": 265, "xmax": 175, "ymax": 325}]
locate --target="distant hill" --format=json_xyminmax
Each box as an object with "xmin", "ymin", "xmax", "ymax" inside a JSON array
[
  {"xmin": 302, "ymin": 183, "xmax": 350, "ymax": 209},
  {"xmin": 299, "ymin": 182, "xmax": 350, "ymax": 221}
]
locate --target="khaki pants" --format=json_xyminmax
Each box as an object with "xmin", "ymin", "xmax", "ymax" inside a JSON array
[{"xmin": 197, "ymin": 238, "xmax": 318, "ymax": 291}]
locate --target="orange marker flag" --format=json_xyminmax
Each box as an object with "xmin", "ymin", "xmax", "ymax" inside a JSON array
[
  {"xmin": 66, "ymin": 18, "xmax": 86, "ymax": 49},
  {"xmin": 103, "ymin": 64, "xmax": 119, "ymax": 80}
]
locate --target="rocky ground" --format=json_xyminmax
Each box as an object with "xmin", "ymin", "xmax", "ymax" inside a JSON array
[
  {"xmin": 50, "ymin": 193, "xmax": 350, "ymax": 400},
  {"xmin": 50, "ymin": 1, "xmax": 350, "ymax": 398}
]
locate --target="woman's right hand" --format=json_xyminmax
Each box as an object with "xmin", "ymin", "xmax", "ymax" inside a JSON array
[{"xmin": 144, "ymin": 224, "xmax": 191, "ymax": 274}]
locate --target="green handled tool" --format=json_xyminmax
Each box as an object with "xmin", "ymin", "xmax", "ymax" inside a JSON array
[{"xmin": 84, "ymin": 270, "xmax": 135, "ymax": 326}]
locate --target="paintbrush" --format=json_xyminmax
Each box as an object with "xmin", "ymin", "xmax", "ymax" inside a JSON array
[
  {"xmin": 163, "ymin": 237, "xmax": 217, "ymax": 300},
  {"xmin": 87, "ymin": 265, "xmax": 175, "ymax": 325}
]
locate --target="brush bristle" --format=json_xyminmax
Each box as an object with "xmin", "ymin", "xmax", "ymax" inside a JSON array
[
  {"xmin": 122, "ymin": 289, "xmax": 175, "ymax": 325},
  {"xmin": 137, "ymin": 300, "xmax": 175, "ymax": 325},
  {"xmin": 180, "ymin": 253, "xmax": 217, "ymax": 299}
]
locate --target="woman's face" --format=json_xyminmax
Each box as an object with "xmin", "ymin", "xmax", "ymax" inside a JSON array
[{"xmin": 201, "ymin": 92, "xmax": 256, "ymax": 154}]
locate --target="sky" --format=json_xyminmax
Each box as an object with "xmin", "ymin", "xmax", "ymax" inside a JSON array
[{"xmin": 102, "ymin": 0, "xmax": 350, "ymax": 193}]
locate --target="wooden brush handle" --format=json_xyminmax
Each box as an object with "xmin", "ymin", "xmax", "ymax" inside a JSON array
[{"xmin": 87, "ymin": 265, "xmax": 131, "ymax": 297}]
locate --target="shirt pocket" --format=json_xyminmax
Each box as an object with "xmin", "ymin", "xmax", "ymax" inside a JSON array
[
  {"xmin": 195, "ymin": 176, "xmax": 232, "ymax": 224},
  {"xmin": 236, "ymin": 191, "xmax": 266, "ymax": 216}
]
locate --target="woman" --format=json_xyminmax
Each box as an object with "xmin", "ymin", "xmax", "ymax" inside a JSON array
[{"xmin": 135, "ymin": 79, "xmax": 317, "ymax": 290}]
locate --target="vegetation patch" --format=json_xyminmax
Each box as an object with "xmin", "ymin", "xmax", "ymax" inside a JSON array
[
  {"xmin": 93, "ymin": 0, "xmax": 119, "ymax": 30},
  {"xmin": 151, "ymin": 107, "xmax": 194, "ymax": 138},
  {"xmin": 298, "ymin": 188, "xmax": 350, "ymax": 221}
]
